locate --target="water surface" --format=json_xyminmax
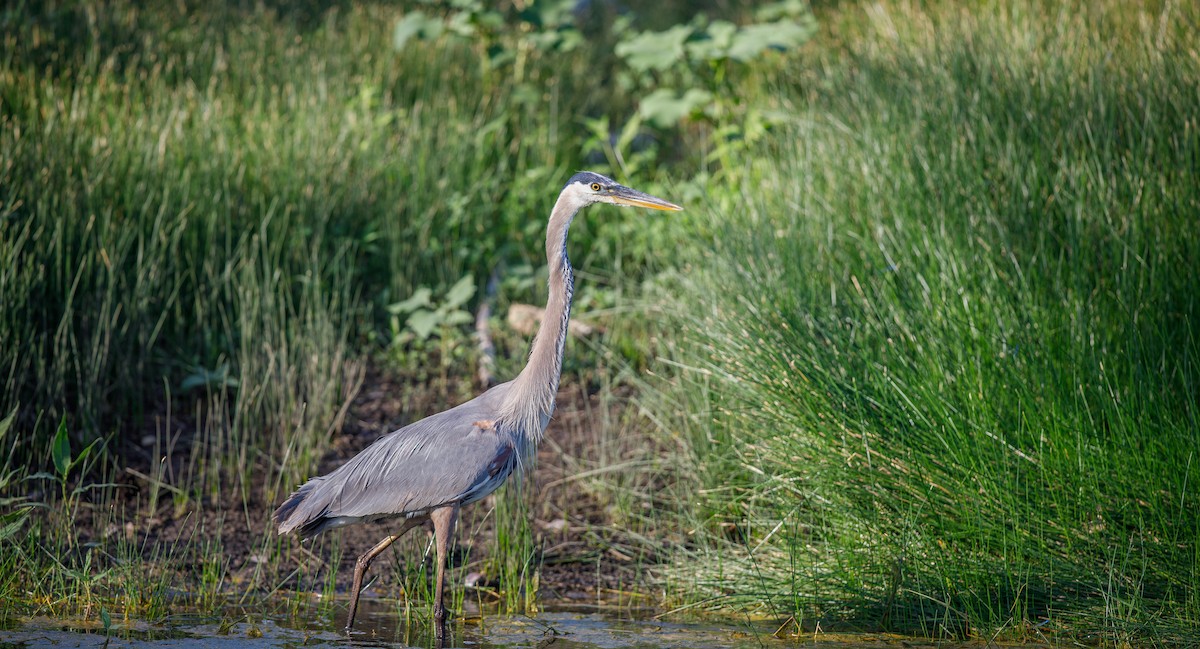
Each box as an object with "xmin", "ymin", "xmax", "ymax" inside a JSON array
[
  {"xmin": 1, "ymin": 613, "xmax": 765, "ymax": 649},
  {"xmin": 0, "ymin": 605, "xmax": 943, "ymax": 649}
]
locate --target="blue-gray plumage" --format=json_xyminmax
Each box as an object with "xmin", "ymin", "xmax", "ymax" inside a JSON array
[
  {"xmin": 273, "ymin": 171, "xmax": 681, "ymax": 638},
  {"xmin": 274, "ymin": 384, "xmax": 516, "ymax": 538}
]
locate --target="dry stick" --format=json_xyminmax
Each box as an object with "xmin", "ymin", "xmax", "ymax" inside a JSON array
[{"xmin": 475, "ymin": 267, "xmax": 500, "ymax": 388}]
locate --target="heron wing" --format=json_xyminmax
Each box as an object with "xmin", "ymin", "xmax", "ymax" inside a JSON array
[{"xmin": 275, "ymin": 381, "xmax": 519, "ymax": 536}]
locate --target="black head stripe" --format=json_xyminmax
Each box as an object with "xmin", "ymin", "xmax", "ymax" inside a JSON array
[{"xmin": 564, "ymin": 171, "xmax": 615, "ymax": 189}]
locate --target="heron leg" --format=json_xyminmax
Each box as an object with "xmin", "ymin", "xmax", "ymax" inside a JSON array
[
  {"xmin": 346, "ymin": 518, "xmax": 421, "ymax": 631},
  {"xmin": 430, "ymin": 504, "xmax": 460, "ymax": 640}
]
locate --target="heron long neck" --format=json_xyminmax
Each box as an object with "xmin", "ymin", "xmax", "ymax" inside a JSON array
[{"xmin": 500, "ymin": 193, "xmax": 578, "ymax": 446}]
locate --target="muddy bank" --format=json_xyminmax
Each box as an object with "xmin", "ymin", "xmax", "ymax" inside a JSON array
[{"xmin": 82, "ymin": 362, "xmax": 668, "ymax": 614}]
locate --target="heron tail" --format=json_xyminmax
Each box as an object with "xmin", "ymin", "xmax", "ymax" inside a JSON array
[{"xmin": 273, "ymin": 480, "xmax": 329, "ymax": 538}]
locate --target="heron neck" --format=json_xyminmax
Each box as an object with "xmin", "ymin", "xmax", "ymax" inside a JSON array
[{"xmin": 500, "ymin": 194, "xmax": 578, "ymax": 446}]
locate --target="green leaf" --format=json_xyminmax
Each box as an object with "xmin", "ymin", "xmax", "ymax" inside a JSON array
[
  {"xmin": 393, "ymin": 11, "xmax": 444, "ymax": 50},
  {"xmin": 557, "ymin": 29, "xmax": 584, "ymax": 52},
  {"xmin": 407, "ymin": 309, "xmax": 440, "ymax": 341},
  {"xmin": 442, "ymin": 310, "xmax": 474, "ymax": 327},
  {"xmin": 72, "ymin": 482, "xmax": 123, "ymax": 496},
  {"xmin": 755, "ymin": 0, "xmax": 811, "ymax": 21},
  {"xmin": 0, "ymin": 493, "xmax": 28, "ymax": 507},
  {"xmin": 615, "ymin": 25, "xmax": 692, "ymax": 72},
  {"xmin": 0, "ymin": 406, "xmax": 16, "ymax": 440},
  {"xmin": 727, "ymin": 20, "xmax": 814, "ymax": 62},
  {"xmin": 51, "ymin": 416, "xmax": 70, "ymax": 479},
  {"xmin": 0, "ymin": 509, "xmax": 28, "ymax": 542},
  {"xmin": 526, "ymin": 30, "xmax": 563, "ymax": 52},
  {"xmin": 100, "ymin": 608, "xmax": 112, "ymax": 633},
  {"xmin": 386, "ymin": 287, "xmax": 433, "ymax": 315},
  {"xmin": 638, "ymin": 87, "xmax": 714, "ymax": 128},
  {"xmin": 180, "ymin": 364, "xmax": 239, "ymax": 392},
  {"xmin": 179, "ymin": 372, "xmax": 208, "ymax": 392},
  {"xmin": 0, "ymin": 467, "xmax": 17, "ymax": 490},
  {"xmin": 615, "ymin": 113, "xmax": 644, "ymax": 156},
  {"xmin": 685, "ymin": 20, "xmax": 737, "ymax": 62},
  {"xmin": 475, "ymin": 10, "xmax": 505, "ymax": 30},
  {"xmin": 531, "ymin": 0, "xmax": 577, "ymax": 28},
  {"xmin": 445, "ymin": 11, "xmax": 476, "ymax": 38},
  {"xmin": 444, "ymin": 275, "xmax": 476, "ymax": 309},
  {"xmin": 69, "ymin": 438, "xmax": 102, "ymax": 475}
]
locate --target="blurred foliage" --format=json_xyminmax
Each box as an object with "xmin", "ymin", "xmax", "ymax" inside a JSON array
[{"xmin": 389, "ymin": 0, "xmax": 814, "ymax": 141}]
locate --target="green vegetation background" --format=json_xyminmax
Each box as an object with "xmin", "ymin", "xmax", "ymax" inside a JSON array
[{"xmin": 1, "ymin": 0, "xmax": 1197, "ymax": 643}]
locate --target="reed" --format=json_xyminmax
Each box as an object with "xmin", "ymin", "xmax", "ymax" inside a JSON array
[{"xmin": 655, "ymin": 0, "xmax": 1200, "ymax": 639}]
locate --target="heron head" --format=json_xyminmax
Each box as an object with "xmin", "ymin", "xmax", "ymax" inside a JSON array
[{"xmin": 563, "ymin": 171, "xmax": 683, "ymax": 212}]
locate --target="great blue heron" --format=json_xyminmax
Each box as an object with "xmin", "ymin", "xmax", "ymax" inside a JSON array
[{"xmin": 273, "ymin": 171, "xmax": 681, "ymax": 636}]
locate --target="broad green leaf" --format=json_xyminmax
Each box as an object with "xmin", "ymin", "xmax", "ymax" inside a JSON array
[
  {"xmin": 531, "ymin": 0, "xmax": 576, "ymax": 28},
  {"xmin": 615, "ymin": 25, "xmax": 692, "ymax": 72},
  {"xmin": 638, "ymin": 87, "xmax": 714, "ymax": 128},
  {"xmin": 386, "ymin": 287, "xmax": 433, "ymax": 315},
  {"xmin": 558, "ymin": 29, "xmax": 584, "ymax": 52},
  {"xmin": 444, "ymin": 276, "xmax": 476, "ymax": 309},
  {"xmin": 51, "ymin": 416, "xmax": 70, "ymax": 479},
  {"xmin": 727, "ymin": 20, "xmax": 814, "ymax": 62},
  {"xmin": 526, "ymin": 30, "xmax": 563, "ymax": 52},
  {"xmin": 407, "ymin": 309, "xmax": 440, "ymax": 341},
  {"xmin": 393, "ymin": 12, "xmax": 425, "ymax": 49},
  {"xmin": 393, "ymin": 12, "xmax": 444, "ymax": 51},
  {"xmin": 685, "ymin": 20, "xmax": 737, "ymax": 62},
  {"xmin": 473, "ymin": 10, "xmax": 505, "ymax": 31},
  {"xmin": 446, "ymin": 12, "xmax": 476, "ymax": 38},
  {"xmin": 100, "ymin": 608, "xmax": 112, "ymax": 633},
  {"xmin": 442, "ymin": 310, "xmax": 474, "ymax": 327}
]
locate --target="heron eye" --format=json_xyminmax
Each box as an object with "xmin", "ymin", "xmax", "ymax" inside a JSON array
[{"xmin": 590, "ymin": 183, "xmax": 601, "ymax": 191}]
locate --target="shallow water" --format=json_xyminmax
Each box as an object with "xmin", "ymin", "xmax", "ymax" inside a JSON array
[
  {"xmin": 0, "ymin": 607, "xmax": 790, "ymax": 649},
  {"xmin": 0, "ymin": 602, "xmax": 939, "ymax": 649}
]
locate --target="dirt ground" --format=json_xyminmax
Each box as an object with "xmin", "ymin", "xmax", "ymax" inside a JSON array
[{"xmin": 93, "ymin": 362, "xmax": 666, "ymax": 614}]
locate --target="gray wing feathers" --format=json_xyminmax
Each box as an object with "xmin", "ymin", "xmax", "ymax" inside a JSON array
[{"xmin": 275, "ymin": 383, "xmax": 517, "ymax": 537}]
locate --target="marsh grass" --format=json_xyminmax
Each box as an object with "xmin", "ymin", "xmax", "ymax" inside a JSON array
[
  {"xmin": 653, "ymin": 0, "xmax": 1200, "ymax": 638},
  {"xmin": 0, "ymin": 0, "xmax": 697, "ymax": 623}
]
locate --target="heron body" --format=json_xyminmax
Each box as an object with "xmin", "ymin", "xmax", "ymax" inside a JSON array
[
  {"xmin": 273, "ymin": 383, "xmax": 518, "ymax": 537},
  {"xmin": 273, "ymin": 171, "xmax": 681, "ymax": 637}
]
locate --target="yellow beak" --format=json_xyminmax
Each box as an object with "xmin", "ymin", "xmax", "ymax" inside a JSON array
[{"xmin": 607, "ymin": 185, "xmax": 683, "ymax": 211}]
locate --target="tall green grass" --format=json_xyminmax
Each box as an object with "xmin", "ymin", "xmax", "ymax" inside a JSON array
[
  {"xmin": 0, "ymin": 0, "xmax": 689, "ymax": 618},
  {"xmin": 0, "ymin": 0, "xmax": 688, "ymax": 481},
  {"xmin": 658, "ymin": 0, "xmax": 1199, "ymax": 639}
]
